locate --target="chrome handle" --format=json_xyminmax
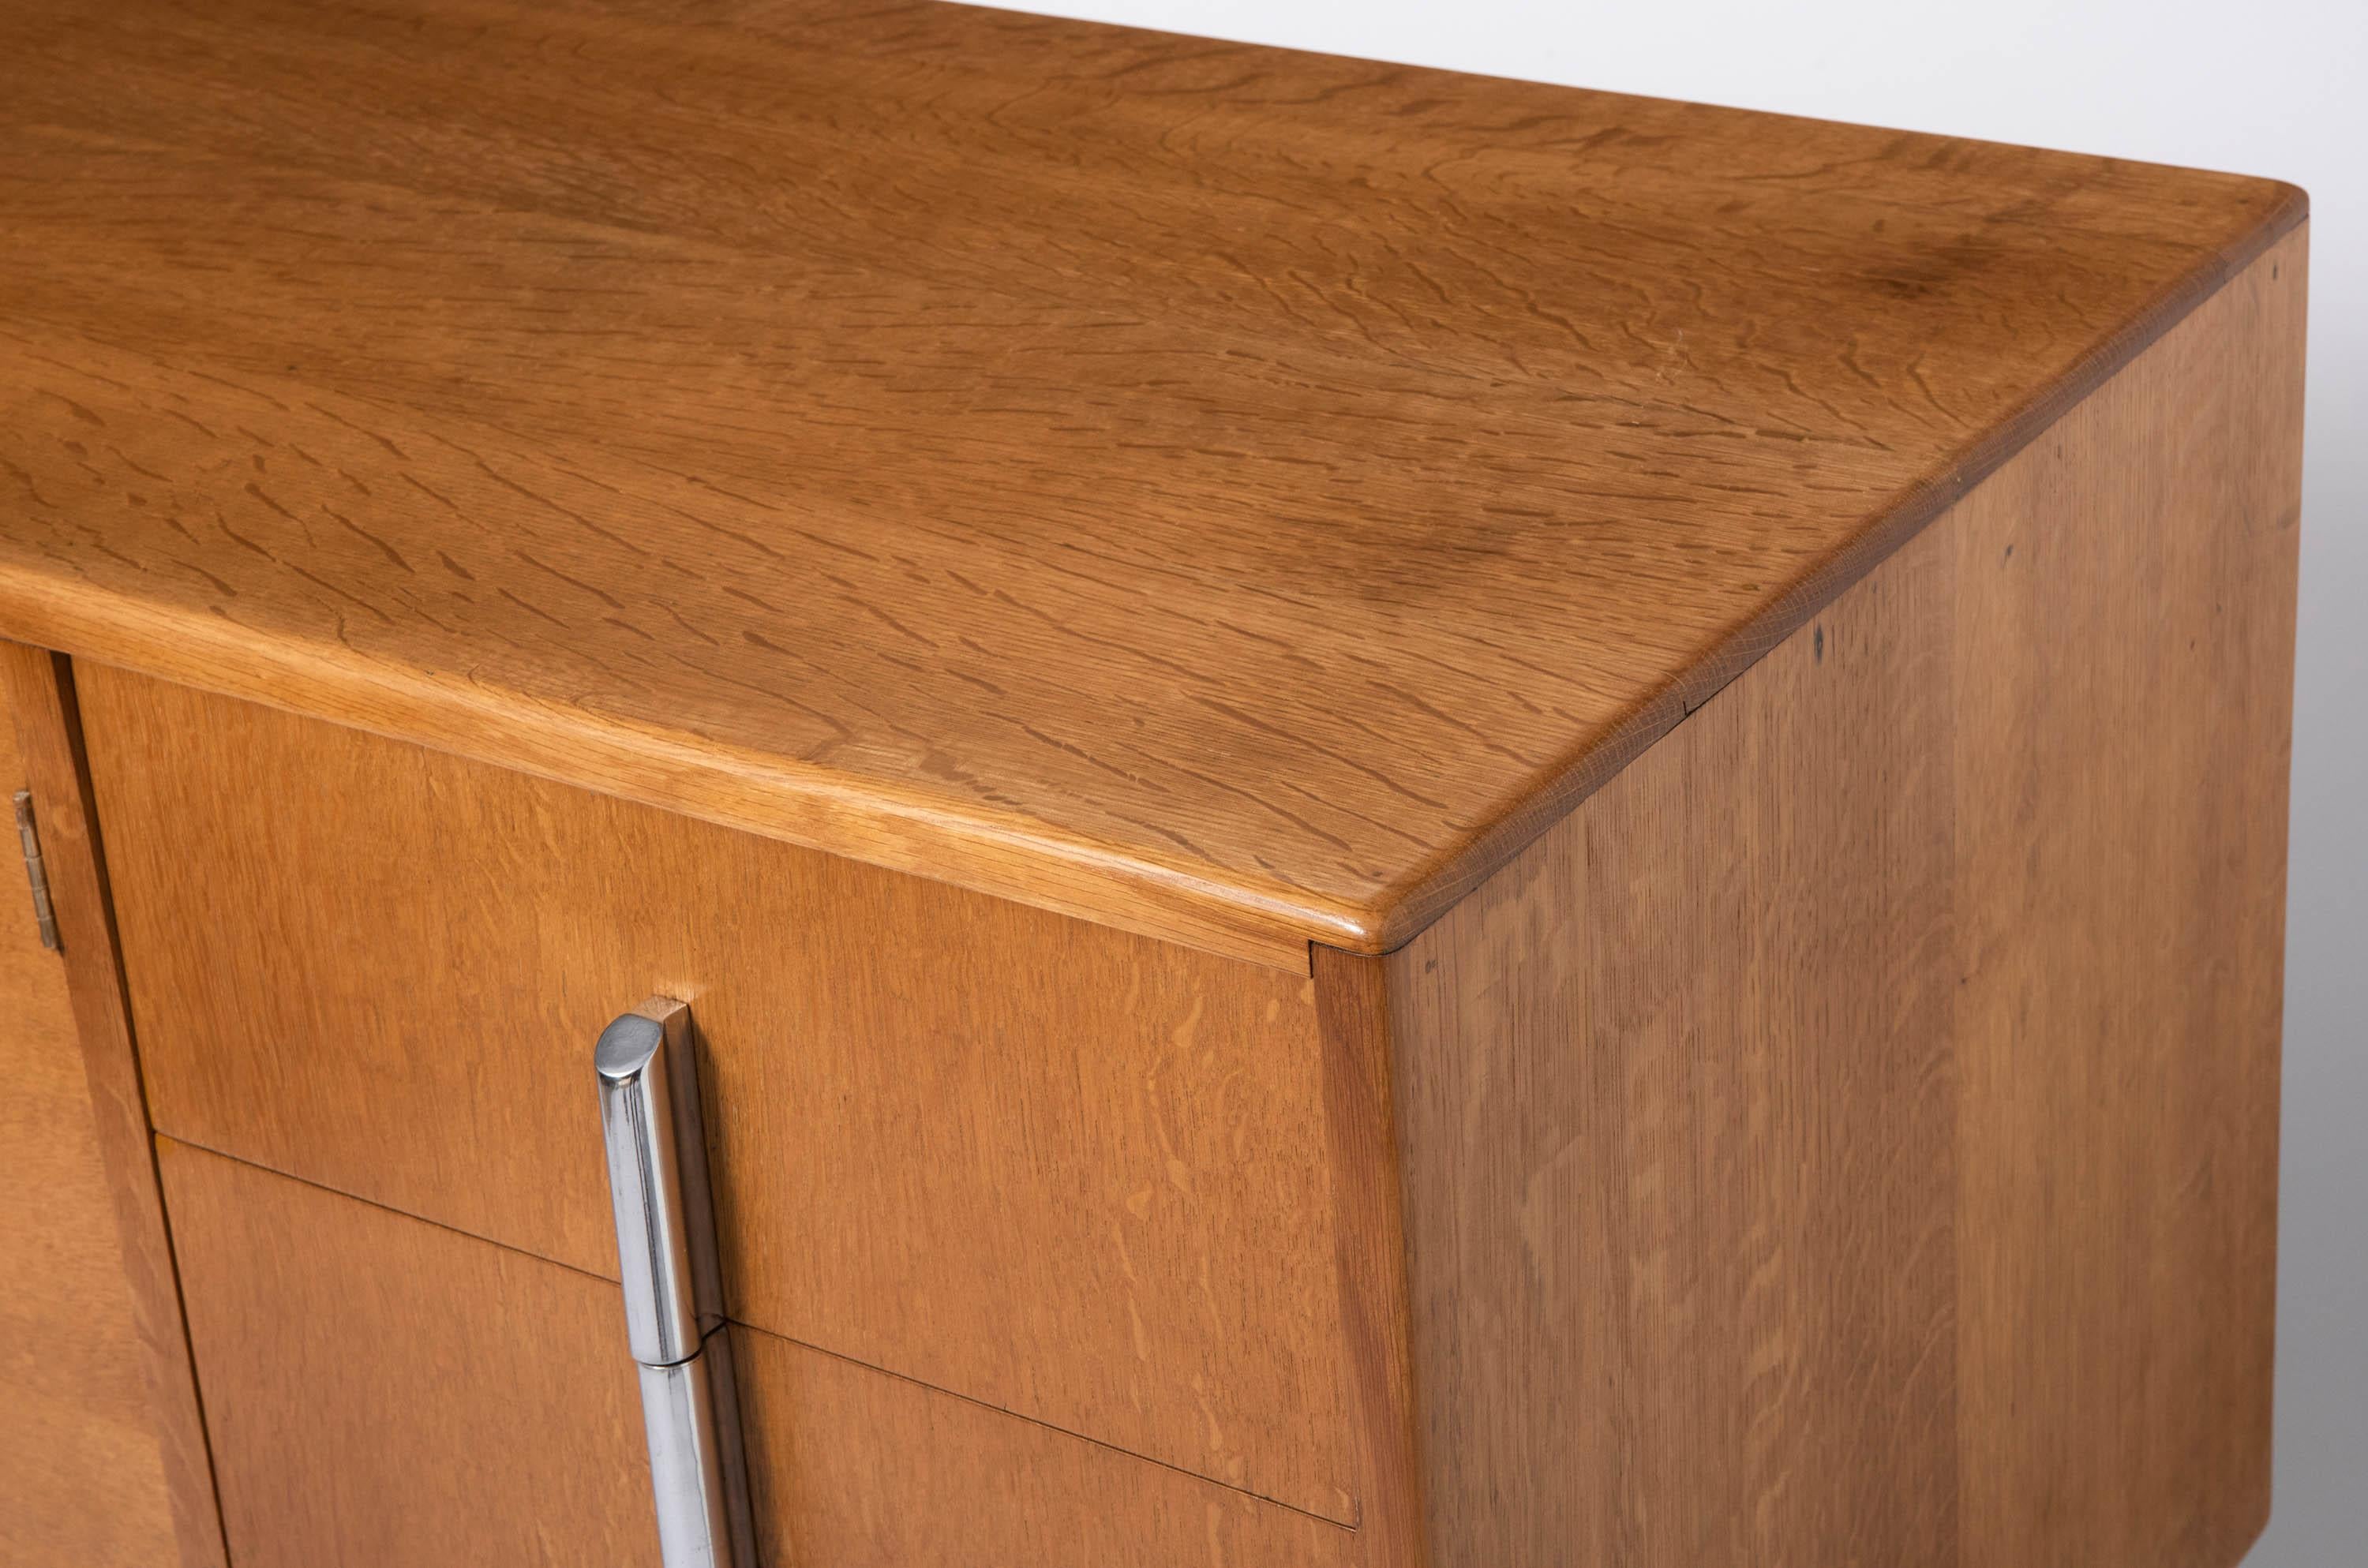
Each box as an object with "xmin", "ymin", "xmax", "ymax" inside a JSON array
[
  {"xmin": 597, "ymin": 1005, "xmax": 710, "ymax": 1365},
  {"xmin": 595, "ymin": 998, "xmax": 757, "ymax": 1568}
]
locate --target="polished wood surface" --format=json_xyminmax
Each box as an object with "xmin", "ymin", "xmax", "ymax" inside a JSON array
[
  {"xmin": 0, "ymin": 0, "xmax": 2306, "ymax": 964},
  {"xmin": 162, "ymin": 1137, "xmax": 1363, "ymax": 1567},
  {"xmin": 0, "ymin": 643, "xmax": 227, "ymax": 1568},
  {"xmin": 1357, "ymin": 233, "xmax": 2302, "ymax": 1567},
  {"xmin": 1310, "ymin": 948, "xmax": 1429, "ymax": 1565},
  {"xmin": 89, "ymin": 664, "xmax": 1356, "ymax": 1522},
  {"xmin": 1947, "ymin": 226, "xmax": 2299, "ymax": 1568},
  {"xmin": 162, "ymin": 1136, "xmax": 664, "ymax": 1568},
  {"xmin": 735, "ymin": 1322, "xmax": 1358, "ymax": 1567},
  {"xmin": 0, "ymin": 658, "xmax": 182, "ymax": 1567},
  {"xmin": 1377, "ymin": 523, "xmax": 1958, "ymax": 1566}
]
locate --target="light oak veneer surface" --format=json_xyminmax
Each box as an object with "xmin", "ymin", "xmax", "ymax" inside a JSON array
[
  {"xmin": 84, "ymin": 661, "xmax": 1359, "ymax": 1522},
  {"xmin": 160, "ymin": 1137, "xmax": 1363, "ymax": 1568},
  {"xmin": 1363, "ymin": 230, "xmax": 2300, "ymax": 1568},
  {"xmin": 0, "ymin": 663, "xmax": 184, "ymax": 1567},
  {"xmin": 0, "ymin": 0, "xmax": 2308, "ymax": 964},
  {"xmin": 0, "ymin": 644, "xmax": 227, "ymax": 1566}
]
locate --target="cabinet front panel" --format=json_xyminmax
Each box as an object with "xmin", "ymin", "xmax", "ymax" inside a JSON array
[
  {"xmin": 88, "ymin": 666, "xmax": 1354, "ymax": 1523},
  {"xmin": 0, "ymin": 667, "xmax": 180, "ymax": 1566},
  {"xmin": 161, "ymin": 1138, "xmax": 654, "ymax": 1566},
  {"xmin": 161, "ymin": 1139, "xmax": 1361, "ymax": 1566}
]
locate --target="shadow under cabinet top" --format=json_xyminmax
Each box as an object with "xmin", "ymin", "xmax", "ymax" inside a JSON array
[{"xmin": 0, "ymin": 0, "xmax": 2305, "ymax": 966}]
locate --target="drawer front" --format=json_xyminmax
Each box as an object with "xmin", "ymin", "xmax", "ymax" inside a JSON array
[
  {"xmin": 161, "ymin": 1140, "xmax": 1358, "ymax": 1566},
  {"xmin": 87, "ymin": 667, "xmax": 1354, "ymax": 1521}
]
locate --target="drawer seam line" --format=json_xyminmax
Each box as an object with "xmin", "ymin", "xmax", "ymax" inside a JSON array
[{"xmin": 150, "ymin": 1129, "xmax": 1362, "ymax": 1532}]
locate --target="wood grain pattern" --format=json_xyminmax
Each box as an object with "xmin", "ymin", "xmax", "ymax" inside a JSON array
[
  {"xmin": 1354, "ymin": 232, "xmax": 2302, "ymax": 1567},
  {"xmin": 87, "ymin": 664, "xmax": 1356, "ymax": 1523},
  {"xmin": 0, "ymin": 0, "xmax": 2306, "ymax": 963},
  {"xmin": 1383, "ymin": 516, "xmax": 1958, "ymax": 1567},
  {"xmin": 160, "ymin": 1135, "xmax": 665, "ymax": 1568},
  {"xmin": 161, "ymin": 1136, "xmax": 1364, "ymax": 1568},
  {"xmin": 736, "ymin": 1317, "xmax": 1358, "ymax": 1568},
  {"xmin": 1311, "ymin": 947, "xmax": 1429, "ymax": 1565},
  {"xmin": 0, "ymin": 656, "xmax": 182, "ymax": 1568},
  {"xmin": 0, "ymin": 642, "xmax": 227, "ymax": 1568},
  {"xmin": 1948, "ymin": 223, "xmax": 2302, "ymax": 1568}
]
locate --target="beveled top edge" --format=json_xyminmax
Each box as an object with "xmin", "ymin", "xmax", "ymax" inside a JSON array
[
  {"xmin": 5, "ymin": 189, "xmax": 2303, "ymax": 973},
  {"xmin": 0, "ymin": 0, "xmax": 2310, "ymax": 970},
  {"xmin": 1369, "ymin": 191, "xmax": 2308, "ymax": 955}
]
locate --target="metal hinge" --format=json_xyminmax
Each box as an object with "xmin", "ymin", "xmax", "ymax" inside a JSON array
[{"xmin": 13, "ymin": 790, "xmax": 60, "ymax": 952}]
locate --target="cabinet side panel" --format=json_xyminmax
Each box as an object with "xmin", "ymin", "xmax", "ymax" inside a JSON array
[
  {"xmin": 1950, "ymin": 226, "xmax": 2303, "ymax": 1566},
  {"xmin": 1379, "ymin": 230, "xmax": 2302, "ymax": 1568},
  {"xmin": 1382, "ymin": 522, "xmax": 1960, "ymax": 1567},
  {"xmin": 0, "ymin": 651, "xmax": 182, "ymax": 1566},
  {"xmin": 0, "ymin": 642, "xmax": 226, "ymax": 1567}
]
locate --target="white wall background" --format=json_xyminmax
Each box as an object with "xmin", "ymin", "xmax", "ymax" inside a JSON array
[{"xmin": 978, "ymin": 2, "xmax": 2368, "ymax": 1559}]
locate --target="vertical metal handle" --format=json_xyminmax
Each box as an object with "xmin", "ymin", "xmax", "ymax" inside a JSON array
[{"xmin": 596, "ymin": 998, "xmax": 758, "ymax": 1568}]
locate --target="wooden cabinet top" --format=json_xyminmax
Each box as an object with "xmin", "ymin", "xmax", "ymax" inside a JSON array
[{"xmin": 0, "ymin": 0, "xmax": 2302, "ymax": 966}]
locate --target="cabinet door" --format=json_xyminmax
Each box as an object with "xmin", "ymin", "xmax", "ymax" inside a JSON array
[{"xmin": 0, "ymin": 655, "xmax": 179, "ymax": 1566}]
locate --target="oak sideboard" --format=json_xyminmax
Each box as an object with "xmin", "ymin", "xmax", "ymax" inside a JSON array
[{"xmin": 0, "ymin": 3, "xmax": 2303, "ymax": 1566}]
